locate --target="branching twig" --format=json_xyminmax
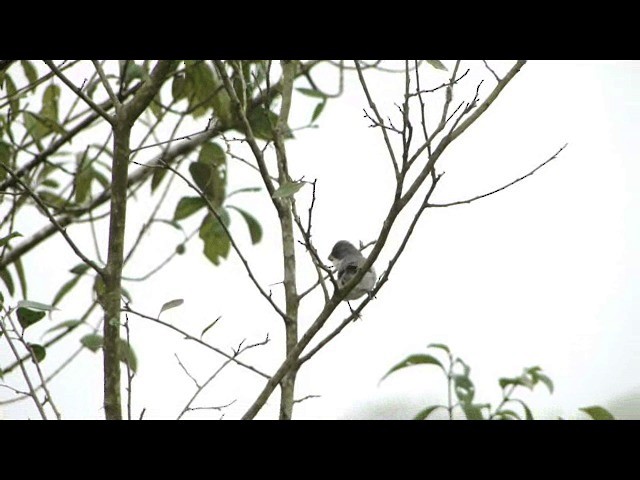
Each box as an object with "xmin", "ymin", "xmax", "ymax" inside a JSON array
[
  {"xmin": 44, "ymin": 60, "xmax": 114, "ymax": 125},
  {"xmin": 122, "ymin": 305, "xmax": 270, "ymax": 380}
]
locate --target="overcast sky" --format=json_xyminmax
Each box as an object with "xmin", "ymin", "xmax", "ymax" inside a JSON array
[{"xmin": 1, "ymin": 60, "xmax": 638, "ymax": 420}]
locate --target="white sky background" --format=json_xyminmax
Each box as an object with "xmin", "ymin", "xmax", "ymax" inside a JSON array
[{"xmin": 1, "ymin": 60, "xmax": 638, "ymax": 420}]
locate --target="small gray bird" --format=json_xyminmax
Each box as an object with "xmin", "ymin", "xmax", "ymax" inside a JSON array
[{"xmin": 328, "ymin": 240, "xmax": 376, "ymax": 300}]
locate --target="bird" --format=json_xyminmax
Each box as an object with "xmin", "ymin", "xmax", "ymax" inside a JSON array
[{"xmin": 328, "ymin": 240, "xmax": 377, "ymax": 300}]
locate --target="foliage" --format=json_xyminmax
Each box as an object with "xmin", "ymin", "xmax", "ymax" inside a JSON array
[{"xmin": 381, "ymin": 343, "xmax": 615, "ymax": 420}]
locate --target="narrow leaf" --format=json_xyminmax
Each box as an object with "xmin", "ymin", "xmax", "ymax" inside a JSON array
[
  {"xmin": 0, "ymin": 231, "xmax": 22, "ymax": 247},
  {"xmin": 173, "ymin": 196, "xmax": 207, "ymax": 221},
  {"xmin": 380, "ymin": 354, "xmax": 445, "ymax": 383},
  {"xmin": 296, "ymin": 87, "xmax": 328, "ymax": 99},
  {"xmin": 28, "ymin": 344, "xmax": 46, "ymax": 363},
  {"xmin": 200, "ymin": 316, "xmax": 222, "ymax": 339},
  {"xmin": 21, "ymin": 61, "xmax": 38, "ymax": 85},
  {"xmin": 14, "ymin": 257, "xmax": 27, "ymax": 298},
  {"xmin": 580, "ymin": 406, "xmax": 615, "ymax": 420},
  {"xmin": 159, "ymin": 299, "xmax": 184, "ymax": 315},
  {"xmin": 426, "ymin": 60, "xmax": 448, "ymax": 71},
  {"xmin": 311, "ymin": 100, "xmax": 326, "ymax": 123},
  {"xmin": 52, "ymin": 275, "xmax": 83, "ymax": 307},
  {"xmin": 17, "ymin": 300, "xmax": 56, "ymax": 311},
  {"xmin": 427, "ymin": 343, "xmax": 450, "ymax": 354},
  {"xmin": 16, "ymin": 307, "xmax": 46, "ymax": 330},
  {"xmin": 229, "ymin": 206, "xmax": 262, "ymax": 244},
  {"xmin": 70, "ymin": 263, "xmax": 90, "ymax": 275},
  {"xmin": 453, "ymin": 374, "xmax": 475, "ymax": 404},
  {"xmin": 535, "ymin": 373, "xmax": 554, "ymax": 394},
  {"xmin": 513, "ymin": 399, "xmax": 534, "ymax": 420},
  {"xmin": 44, "ymin": 319, "xmax": 82, "ymax": 336},
  {"xmin": 272, "ymin": 181, "xmax": 304, "ymax": 199},
  {"xmin": 80, "ymin": 333, "xmax": 104, "ymax": 352},
  {"xmin": 0, "ymin": 267, "xmax": 14, "ymax": 295},
  {"xmin": 151, "ymin": 167, "xmax": 168, "ymax": 193},
  {"xmin": 227, "ymin": 187, "xmax": 261, "ymax": 198},
  {"xmin": 75, "ymin": 166, "xmax": 93, "ymax": 203},
  {"xmin": 414, "ymin": 405, "xmax": 444, "ymax": 420},
  {"xmin": 118, "ymin": 338, "xmax": 138, "ymax": 373}
]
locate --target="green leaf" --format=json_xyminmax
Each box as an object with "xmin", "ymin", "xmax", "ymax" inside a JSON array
[
  {"xmin": 414, "ymin": 405, "xmax": 444, "ymax": 420},
  {"xmin": 535, "ymin": 373, "xmax": 554, "ymax": 394},
  {"xmin": 14, "ymin": 256, "xmax": 28, "ymax": 298},
  {"xmin": 229, "ymin": 206, "xmax": 262, "ymax": 244},
  {"xmin": 173, "ymin": 196, "xmax": 207, "ymax": 221},
  {"xmin": 198, "ymin": 141, "xmax": 226, "ymax": 166},
  {"xmin": 494, "ymin": 409, "xmax": 521, "ymax": 420},
  {"xmin": 296, "ymin": 87, "xmax": 328, "ymax": 99},
  {"xmin": 227, "ymin": 186, "xmax": 261, "ymax": 198},
  {"xmin": 0, "ymin": 141, "xmax": 13, "ymax": 182},
  {"xmin": 461, "ymin": 403, "xmax": 484, "ymax": 420},
  {"xmin": 512, "ymin": 399, "xmax": 534, "ymax": 420},
  {"xmin": 246, "ymin": 106, "xmax": 278, "ymax": 141},
  {"xmin": 380, "ymin": 354, "xmax": 445, "ymax": 383},
  {"xmin": 453, "ymin": 374, "xmax": 475, "ymax": 404},
  {"xmin": 427, "ymin": 343, "xmax": 450, "ymax": 354},
  {"xmin": 200, "ymin": 316, "xmax": 221, "ymax": 339},
  {"xmin": 92, "ymin": 169, "xmax": 110, "ymax": 190},
  {"xmin": 80, "ymin": 333, "xmax": 104, "ymax": 352},
  {"xmin": 159, "ymin": 298, "xmax": 184, "ymax": 315},
  {"xmin": 151, "ymin": 167, "xmax": 168, "ymax": 193},
  {"xmin": 17, "ymin": 300, "xmax": 56, "ymax": 311},
  {"xmin": 118, "ymin": 338, "xmax": 138, "ymax": 373},
  {"xmin": 41, "ymin": 178, "xmax": 59, "ymax": 189},
  {"xmin": 272, "ymin": 180, "xmax": 304, "ymax": 199},
  {"xmin": 41, "ymin": 84, "xmax": 61, "ymax": 124},
  {"xmin": 0, "ymin": 267, "xmax": 14, "ymax": 295},
  {"xmin": 52, "ymin": 275, "xmax": 83, "ymax": 307},
  {"xmin": 183, "ymin": 61, "xmax": 217, "ymax": 118},
  {"xmin": 70, "ymin": 263, "xmax": 90, "ymax": 275},
  {"xmin": 75, "ymin": 166, "xmax": 93, "ymax": 203},
  {"xmin": 16, "ymin": 307, "xmax": 46, "ymax": 330},
  {"xmin": 0, "ymin": 231, "xmax": 22, "ymax": 247},
  {"xmin": 426, "ymin": 60, "xmax": 448, "ymax": 71},
  {"xmin": 38, "ymin": 190, "xmax": 67, "ymax": 210},
  {"xmin": 499, "ymin": 376, "xmax": 527, "ymax": 390},
  {"xmin": 176, "ymin": 244, "xmax": 186, "ymax": 255},
  {"xmin": 21, "ymin": 61, "xmax": 39, "ymax": 85},
  {"xmin": 171, "ymin": 74, "xmax": 187, "ymax": 101},
  {"xmin": 44, "ymin": 319, "xmax": 82, "ymax": 336},
  {"xmin": 121, "ymin": 61, "xmax": 148, "ymax": 84},
  {"xmin": 5, "ymin": 75, "xmax": 19, "ymax": 113},
  {"xmin": 189, "ymin": 162, "xmax": 217, "ymax": 200},
  {"xmin": 28, "ymin": 344, "xmax": 46, "ymax": 363},
  {"xmin": 311, "ymin": 100, "xmax": 326, "ymax": 123},
  {"xmin": 580, "ymin": 406, "xmax": 615, "ymax": 420},
  {"xmin": 199, "ymin": 210, "xmax": 231, "ymax": 266}
]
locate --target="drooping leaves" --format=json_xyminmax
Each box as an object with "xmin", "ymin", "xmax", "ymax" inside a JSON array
[
  {"xmin": 173, "ymin": 196, "xmax": 207, "ymax": 221},
  {"xmin": 199, "ymin": 209, "xmax": 231, "ymax": 266},
  {"xmin": 228, "ymin": 206, "xmax": 262, "ymax": 244},
  {"xmin": 380, "ymin": 354, "xmax": 445, "ymax": 383}
]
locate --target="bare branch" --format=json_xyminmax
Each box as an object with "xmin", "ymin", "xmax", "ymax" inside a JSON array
[
  {"xmin": 428, "ymin": 144, "xmax": 567, "ymax": 208},
  {"xmin": 123, "ymin": 305, "xmax": 271, "ymax": 380},
  {"xmin": 483, "ymin": 60, "xmax": 502, "ymax": 82}
]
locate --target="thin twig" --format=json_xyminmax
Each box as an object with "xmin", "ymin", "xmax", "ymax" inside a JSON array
[
  {"xmin": 44, "ymin": 60, "xmax": 114, "ymax": 125},
  {"xmin": 123, "ymin": 305, "xmax": 271, "ymax": 380},
  {"xmin": 427, "ymin": 144, "xmax": 567, "ymax": 208},
  {"xmin": 482, "ymin": 60, "xmax": 502, "ymax": 82},
  {"xmin": 91, "ymin": 60, "xmax": 121, "ymax": 109},
  {"xmin": 0, "ymin": 163, "xmax": 104, "ymax": 277}
]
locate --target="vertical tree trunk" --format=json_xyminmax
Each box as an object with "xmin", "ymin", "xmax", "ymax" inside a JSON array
[{"xmin": 103, "ymin": 121, "xmax": 132, "ymax": 420}]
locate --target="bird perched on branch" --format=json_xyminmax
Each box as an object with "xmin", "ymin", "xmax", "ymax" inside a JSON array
[{"xmin": 328, "ymin": 240, "xmax": 377, "ymax": 300}]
